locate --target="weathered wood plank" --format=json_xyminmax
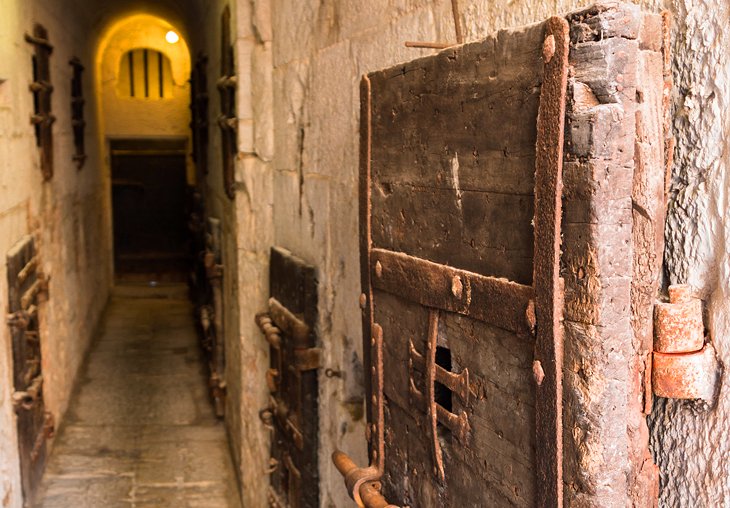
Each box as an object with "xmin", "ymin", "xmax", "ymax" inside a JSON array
[
  {"xmin": 368, "ymin": 21, "xmax": 547, "ymax": 284},
  {"xmin": 270, "ymin": 246, "xmax": 318, "ymax": 332},
  {"xmin": 372, "ymin": 187, "xmax": 534, "ymax": 284},
  {"xmin": 374, "ymin": 287, "xmax": 537, "ymax": 506},
  {"xmin": 561, "ymin": 5, "xmax": 664, "ymax": 507}
]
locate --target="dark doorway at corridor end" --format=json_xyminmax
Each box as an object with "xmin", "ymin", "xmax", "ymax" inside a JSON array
[{"xmin": 111, "ymin": 138, "xmax": 190, "ymax": 282}]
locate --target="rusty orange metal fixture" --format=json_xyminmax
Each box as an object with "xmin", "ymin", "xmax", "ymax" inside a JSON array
[{"xmin": 652, "ymin": 284, "xmax": 720, "ymax": 401}]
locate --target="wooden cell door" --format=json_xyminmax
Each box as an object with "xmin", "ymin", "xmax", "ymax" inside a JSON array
[
  {"xmin": 7, "ymin": 235, "xmax": 54, "ymax": 505},
  {"xmin": 110, "ymin": 138, "xmax": 189, "ymax": 279},
  {"xmin": 334, "ymin": 17, "xmax": 569, "ymax": 507},
  {"xmin": 257, "ymin": 247, "xmax": 321, "ymax": 508}
]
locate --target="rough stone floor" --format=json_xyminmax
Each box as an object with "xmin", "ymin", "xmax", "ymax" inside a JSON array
[{"xmin": 35, "ymin": 284, "xmax": 241, "ymax": 508}]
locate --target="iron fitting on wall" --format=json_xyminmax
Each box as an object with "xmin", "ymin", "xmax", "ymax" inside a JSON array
[{"xmin": 652, "ymin": 284, "xmax": 721, "ymax": 401}]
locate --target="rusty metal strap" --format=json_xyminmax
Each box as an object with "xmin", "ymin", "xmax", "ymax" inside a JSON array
[
  {"xmin": 370, "ymin": 248, "xmax": 535, "ymax": 336},
  {"xmin": 17, "ymin": 256, "xmax": 39, "ymax": 284},
  {"xmin": 30, "ymin": 412, "xmax": 54, "ymax": 462},
  {"xmin": 21, "ymin": 279, "xmax": 44, "ymax": 310},
  {"xmin": 268, "ymin": 298, "xmax": 310, "ymax": 345},
  {"xmin": 216, "ymin": 75, "xmax": 237, "ymax": 89},
  {"xmin": 532, "ymin": 16, "xmax": 569, "ymax": 508},
  {"xmin": 409, "ymin": 379, "xmax": 470, "ymax": 444},
  {"xmin": 294, "ymin": 347, "xmax": 322, "ymax": 371}
]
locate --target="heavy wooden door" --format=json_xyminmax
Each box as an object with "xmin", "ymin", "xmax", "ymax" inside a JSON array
[
  {"xmin": 257, "ymin": 247, "xmax": 321, "ymax": 508},
  {"xmin": 110, "ymin": 139, "xmax": 189, "ymax": 278},
  {"xmin": 335, "ymin": 17, "xmax": 569, "ymax": 507},
  {"xmin": 7, "ymin": 235, "xmax": 54, "ymax": 504}
]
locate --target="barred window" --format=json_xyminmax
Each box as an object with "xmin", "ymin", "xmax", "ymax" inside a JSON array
[{"xmin": 117, "ymin": 48, "xmax": 173, "ymax": 99}]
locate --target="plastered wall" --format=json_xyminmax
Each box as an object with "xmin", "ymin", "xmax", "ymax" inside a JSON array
[
  {"xmin": 0, "ymin": 1, "xmax": 113, "ymax": 505},
  {"xmin": 97, "ymin": 15, "xmax": 193, "ymax": 183}
]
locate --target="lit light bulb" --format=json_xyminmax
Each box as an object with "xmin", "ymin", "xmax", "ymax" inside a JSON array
[{"xmin": 165, "ymin": 31, "xmax": 179, "ymax": 44}]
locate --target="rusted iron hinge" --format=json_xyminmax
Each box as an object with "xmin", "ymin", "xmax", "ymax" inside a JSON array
[
  {"xmin": 12, "ymin": 374, "xmax": 44, "ymax": 411},
  {"xmin": 652, "ymin": 284, "xmax": 721, "ymax": 402},
  {"xmin": 203, "ymin": 251, "xmax": 223, "ymax": 279}
]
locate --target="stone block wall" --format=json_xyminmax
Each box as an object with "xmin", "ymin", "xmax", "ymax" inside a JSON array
[
  {"xmin": 0, "ymin": 1, "xmax": 113, "ymax": 505},
  {"xmin": 219, "ymin": 1, "xmax": 730, "ymax": 506}
]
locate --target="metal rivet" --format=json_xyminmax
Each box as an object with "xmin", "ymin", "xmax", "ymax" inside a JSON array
[
  {"xmin": 375, "ymin": 260, "xmax": 383, "ymax": 278},
  {"xmin": 533, "ymin": 360, "xmax": 545, "ymax": 386},
  {"xmin": 542, "ymin": 34, "xmax": 556, "ymax": 63},
  {"xmin": 359, "ymin": 292, "xmax": 367, "ymax": 308},
  {"xmin": 451, "ymin": 275, "xmax": 463, "ymax": 298}
]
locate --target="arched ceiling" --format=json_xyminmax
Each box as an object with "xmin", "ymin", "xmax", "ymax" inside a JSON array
[{"xmin": 78, "ymin": 0, "xmax": 209, "ymax": 53}]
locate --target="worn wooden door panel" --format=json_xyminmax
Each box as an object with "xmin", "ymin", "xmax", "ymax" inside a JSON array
[
  {"xmin": 7, "ymin": 235, "xmax": 54, "ymax": 504},
  {"xmin": 334, "ymin": 15, "xmax": 568, "ymax": 508},
  {"xmin": 257, "ymin": 247, "xmax": 320, "ymax": 508},
  {"xmin": 368, "ymin": 25, "xmax": 547, "ymax": 286}
]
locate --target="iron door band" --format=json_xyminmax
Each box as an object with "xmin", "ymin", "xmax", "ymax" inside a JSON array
[{"xmin": 334, "ymin": 16, "xmax": 569, "ymax": 508}]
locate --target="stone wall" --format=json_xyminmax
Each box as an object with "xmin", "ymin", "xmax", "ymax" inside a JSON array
[
  {"xmin": 231, "ymin": 0, "xmax": 730, "ymax": 506},
  {"xmin": 648, "ymin": 0, "xmax": 730, "ymax": 505},
  {"xmin": 0, "ymin": 1, "xmax": 113, "ymax": 505},
  {"xmin": 1, "ymin": 0, "xmax": 728, "ymax": 507}
]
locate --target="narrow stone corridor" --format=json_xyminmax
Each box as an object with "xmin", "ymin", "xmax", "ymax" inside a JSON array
[{"xmin": 34, "ymin": 284, "xmax": 241, "ymax": 508}]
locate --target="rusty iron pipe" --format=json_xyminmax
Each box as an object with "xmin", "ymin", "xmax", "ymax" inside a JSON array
[{"xmin": 332, "ymin": 451, "xmax": 398, "ymax": 508}]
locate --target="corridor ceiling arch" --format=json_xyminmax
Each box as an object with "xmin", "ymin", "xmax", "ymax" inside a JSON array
[
  {"xmin": 96, "ymin": 14, "xmax": 191, "ymax": 103},
  {"xmin": 94, "ymin": 14, "xmax": 192, "ymax": 146},
  {"xmin": 95, "ymin": 14, "xmax": 195, "ymax": 280}
]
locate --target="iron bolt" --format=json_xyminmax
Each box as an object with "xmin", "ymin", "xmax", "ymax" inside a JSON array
[
  {"xmin": 532, "ymin": 360, "xmax": 545, "ymax": 386},
  {"xmin": 451, "ymin": 275, "xmax": 463, "ymax": 298}
]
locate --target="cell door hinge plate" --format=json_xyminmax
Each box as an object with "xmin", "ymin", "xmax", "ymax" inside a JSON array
[{"xmin": 651, "ymin": 285, "xmax": 721, "ymax": 402}]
